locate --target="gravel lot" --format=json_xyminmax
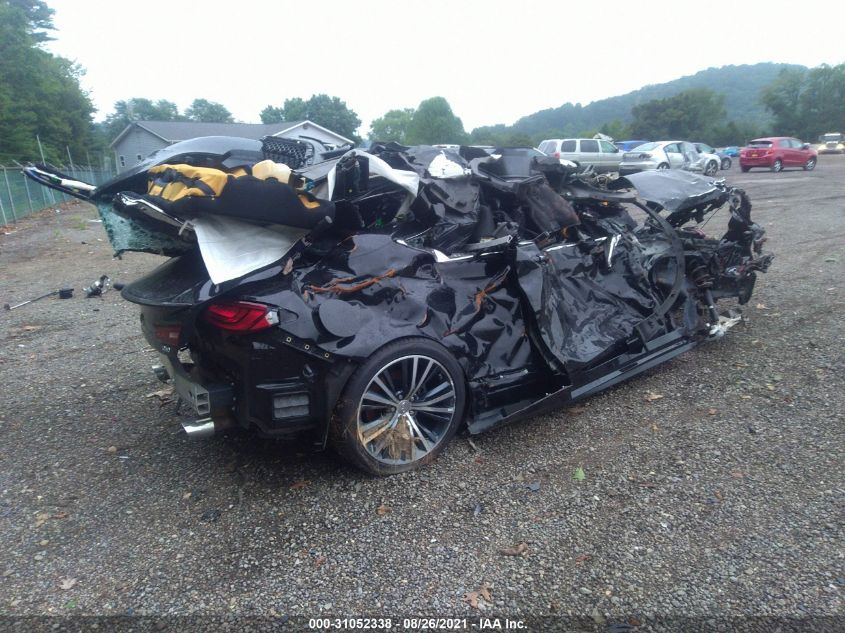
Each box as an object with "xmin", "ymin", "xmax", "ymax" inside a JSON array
[{"xmin": 1, "ymin": 157, "xmax": 843, "ymax": 632}]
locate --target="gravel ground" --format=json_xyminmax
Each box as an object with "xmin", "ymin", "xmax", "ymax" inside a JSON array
[{"xmin": 0, "ymin": 158, "xmax": 843, "ymax": 632}]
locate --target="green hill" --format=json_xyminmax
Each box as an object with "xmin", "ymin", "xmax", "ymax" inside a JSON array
[{"xmin": 474, "ymin": 63, "xmax": 805, "ymax": 141}]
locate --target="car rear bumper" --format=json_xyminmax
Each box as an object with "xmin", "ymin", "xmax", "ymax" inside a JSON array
[
  {"xmin": 739, "ymin": 156, "xmax": 774, "ymax": 167},
  {"xmin": 137, "ymin": 301, "xmax": 353, "ymax": 440},
  {"xmin": 156, "ymin": 352, "xmax": 234, "ymax": 418}
]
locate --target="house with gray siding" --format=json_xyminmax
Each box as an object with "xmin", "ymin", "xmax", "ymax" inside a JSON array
[{"xmin": 110, "ymin": 120, "xmax": 353, "ymax": 172}]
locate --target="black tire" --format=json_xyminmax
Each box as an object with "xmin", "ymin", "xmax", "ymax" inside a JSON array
[
  {"xmin": 741, "ymin": 165, "xmax": 750, "ymax": 173},
  {"xmin": 330, "ymin": 338, "xmax": 466, "ymax": 476},
  {"xmin": 721, "ymin": 157, "xmax": 732, "ymax": 170},
  {"xmin": 705, "ymin": 160, "xmax": 718, "ymax": 176},
  {"xmin": 657, "ymin": 163, "xmax": 669, "ymax": 170},
  {"xmin": 804, "ymin": 157, "xmax": 816, "ymax": 171},
  {"xmin": 771, "ymin": 159, "xmax": 783, "ymax": 173}
]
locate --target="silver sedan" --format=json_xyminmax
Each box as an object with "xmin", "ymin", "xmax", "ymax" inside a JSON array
[{"xmin": 619, "ymin": 141, "xmax": 720, "ymax": 176}]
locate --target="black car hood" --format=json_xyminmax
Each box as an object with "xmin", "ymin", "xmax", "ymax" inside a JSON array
[{"xmin": 619, "ymin": 170, "xmax": 725, "ymax": 212}]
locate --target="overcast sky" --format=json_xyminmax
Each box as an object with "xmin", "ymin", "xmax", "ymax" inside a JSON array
[{"xmin": 45, "ymin": 0, "xmax": 842, "ymax": 135}]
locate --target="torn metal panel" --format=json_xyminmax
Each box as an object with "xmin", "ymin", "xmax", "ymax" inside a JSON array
[
  {"xmin": 238, "ymin": 233, "xmax": 535, "ymax": 384},
  {"xmin": 619, "ymin": 169, "xmax": 724, "ymax": 213}
]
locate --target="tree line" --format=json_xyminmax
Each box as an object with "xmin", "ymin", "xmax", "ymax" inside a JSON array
[
  {"xmin": 2, "ymin": 0, "xmax": 843, "ymax": 167},
  {"xmin": 0, "ymin": 0, "xmax": 94, "ymax": 164}
]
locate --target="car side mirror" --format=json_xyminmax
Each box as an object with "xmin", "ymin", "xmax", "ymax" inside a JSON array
[{"xmin": 802, "ymin": 143, "xmax": 810, "ymax": 149}]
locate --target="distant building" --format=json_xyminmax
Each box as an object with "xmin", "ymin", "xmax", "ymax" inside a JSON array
[{"xmin": 110, "ymin": 120, "xmax": 353, "ymax": 171}]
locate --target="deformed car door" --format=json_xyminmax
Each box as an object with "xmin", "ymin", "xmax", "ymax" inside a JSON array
[
  {"xmin": 514, "ymin": 209, "xmax": 677, "ymax": 374},
  {"xmin": 664, "ymin": 143, "xmax": 685, "ymax": 169}
]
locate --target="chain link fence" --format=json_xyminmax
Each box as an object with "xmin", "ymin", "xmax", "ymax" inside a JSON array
[{"xmin": 0, "ymin": 164, "xmax": 114, "ymax": 226}]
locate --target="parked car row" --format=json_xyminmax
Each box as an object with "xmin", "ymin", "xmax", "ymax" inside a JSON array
[
  {"xmin": 620, "ymin": 141, "xmax": 721, "ymax": 175},
  {"xmin": 539, "ymin": 138, "xmax": 724, "ymax": 175},
  {"xmin": 538, "ymin": 136, "xmax": 822, "ymax": 175}
]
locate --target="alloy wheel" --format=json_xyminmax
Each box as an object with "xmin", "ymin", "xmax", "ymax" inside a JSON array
[{"xmin": 356, "ymin": 355, "xmax": 457, "ymax": 466}]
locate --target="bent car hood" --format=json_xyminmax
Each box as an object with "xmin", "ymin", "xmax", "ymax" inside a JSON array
[{"xmin": 619, "ymin": 170, "xmax": 725, "ymax": 212}]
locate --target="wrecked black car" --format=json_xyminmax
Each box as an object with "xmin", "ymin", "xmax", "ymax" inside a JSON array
[{"xmin": 26, "ymin": 137, "xmax": 772, "ymax": 475}]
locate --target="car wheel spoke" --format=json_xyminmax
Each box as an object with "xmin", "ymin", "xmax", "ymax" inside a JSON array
[
  {"xmin": 406, "ymin": 413, "xmax": 433, "ymax": 452},
  {"xmin": 413, "ymin": 389, "xmax": 454, "ymax": 408},
  {"xmin": 418, "ymin": 379, "xmax": 451, "ymax": 399},
  {"xmin": 362, "ymin": 391, "xmax": 396, "ymax": 408},
  {"xmin": 381, "ymin": 368, "xmax": 400, "ymax": 398},
  {"xmin": 411, "ymin": 413, "xmax": 438, "ymax": 444},
  {"xmin": 371, "ymin": 375, "xmax": 399, "ymax": 403},
  {"xmin": 414, "ymin": 405, "xmax": 455, "ymax": 415},
  {"xmin": 407, "ymin": 357, "xmax": 433, "ymax": 400}
]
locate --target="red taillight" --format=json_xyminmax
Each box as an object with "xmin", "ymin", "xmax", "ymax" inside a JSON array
[
  {"xmin": 203, "ymin": 301, "xmax": 277, "ymax": 332},
  {"xmin": 554, "ymin": 152, "xmax": 560, "ymax": 158},
  {"xmin": 154, "ymin": 324, "xmax": 181, "ymax": 344}
]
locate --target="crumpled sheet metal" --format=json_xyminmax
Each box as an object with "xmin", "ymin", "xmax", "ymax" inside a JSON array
[
  {"xmin": 325, "ymin": 149, "xmax": 420, "ymax": 199},
  {"xmin": 514, "ymin": 211, "xmax": 683, "ymax": 371},
  {"xmin": 104, "ymin": 143, "xmax": 707, "ymax": 378},
  {"xmin": 246, "ymin": 233, "xmax": 535, "ymax": 383},
  {"xmin": 247, "ymin": 216, "xmax": 687, "ymax": 384},
  {"xmin": 90, "ymin": 141, "xmax": 582, "ymax": 282},
  {"xmin": 620, "ymin": 170, "xmax": 724, "ymax": 212}
]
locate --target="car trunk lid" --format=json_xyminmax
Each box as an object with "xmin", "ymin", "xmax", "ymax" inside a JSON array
[
  {"xmin": 121, "ymin": 251, "xmax": 211, "ymax": 308},
  {"xmin": 743, "ymin": 142, "xmax": 773, "ymax": 158}
]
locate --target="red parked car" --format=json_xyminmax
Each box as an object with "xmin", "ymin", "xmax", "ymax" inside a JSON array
[{"xmin": 739, "ymin": 137, "xmax": 817, "ymax": 173}]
